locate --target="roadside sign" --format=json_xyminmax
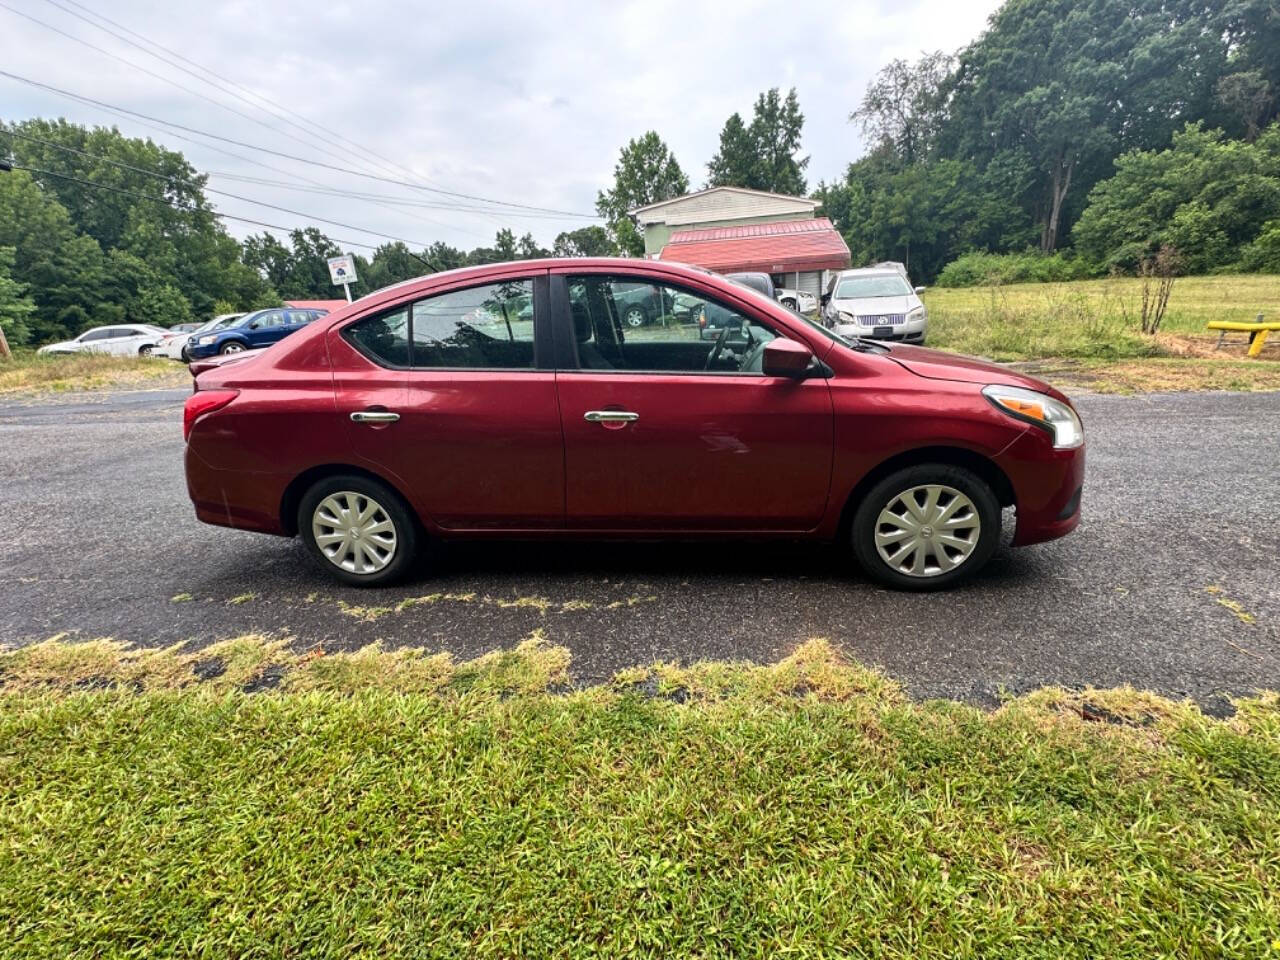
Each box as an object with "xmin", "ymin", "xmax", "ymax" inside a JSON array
[
  {"xmin": 327, "ymin": 255, "xmax": 358, "ymax": 286},
  {"xmin": 327, "ymin": 255, "xmax": 358, "ymax": 302}
]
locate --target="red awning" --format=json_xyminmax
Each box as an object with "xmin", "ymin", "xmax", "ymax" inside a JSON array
[{"xmin": 658, "ymin": 217, "xmax": 850, "ymax": 274}]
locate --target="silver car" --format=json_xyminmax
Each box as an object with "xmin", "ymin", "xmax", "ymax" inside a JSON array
[{"xmin": 822, "ymin": 268, "xmax": 927, "ymax": 344}]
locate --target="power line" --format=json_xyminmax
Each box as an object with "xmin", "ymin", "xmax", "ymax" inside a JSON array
[
  {"xmin": 0, "ymin": 69, "xmax": 598, "ymax": 218},
  {"xmin": 9, "ymin": 151, "xmax": 445, "ymax": 250},
  {"xmin": 0, "ymin": 74, "xmax": 493, "ymax": 241},
  {"xmin": 8, "ymin": 162, "xmax": 385, "ymax": 251},
  {"xmin": 51, "ymin": 0, "xmax": 475, "ymax": 203},
  {"xmin": 6, "ymin": 127, "xmax": 577, "ymax": 221},
  {"xmin": 27, "ymin": 0, "xmax": 429, "ymax": 192}
]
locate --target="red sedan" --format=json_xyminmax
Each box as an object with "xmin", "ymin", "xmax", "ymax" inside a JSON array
[{"xmin": 184, "ymin": 258, "xmax": 1084, "ymax": 590}]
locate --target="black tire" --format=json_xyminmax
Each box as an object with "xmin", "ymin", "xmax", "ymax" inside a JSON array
[
  {"xmin": 297, "ymin": 474, "xmax": 419, "ymax": 587},
  {"xmin": 180, "ymin": 345, "xmax": 191, "ymax": 363},
  {"xmin": 219, "ymin": 340, "xmax": 246, "ymax": 355},
  {"xmin": 623, "ymin": 305, "xmax": 647, "ymax": 328},
  {"xmin": 782, "ymin": 297, "xmax": 797, "ymax": 310},
  {"xmin": 851, "ymin": 464, "xmax": 999, "ymax": 591},
  {"xmin": 139, "ymin": 344, "xmax": 153, "ymax": 357}
]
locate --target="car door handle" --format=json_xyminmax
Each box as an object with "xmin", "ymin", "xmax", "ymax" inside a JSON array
[
  {"xmin": 583, "ymin": 410, "xmax": 639, "ymax": 423},
  {"xmin": 350, "ymin": 410, "xmax": 400, "ymax": 423}
]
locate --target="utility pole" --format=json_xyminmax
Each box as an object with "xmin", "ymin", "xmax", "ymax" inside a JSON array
[{"xmin": 0, "ymin": 156, "xmax": 11, "ymax": 356}]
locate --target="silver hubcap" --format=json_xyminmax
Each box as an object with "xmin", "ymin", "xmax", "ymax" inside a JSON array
[
  {"xmin": 311, "ymin": 491, "xmax": 397, "ymax": 575},
  {"xmin": 625, "ymin": 308, "xmax": 644, "ymax": 327},
  {"xmin": 875, "ymin": 484, "xmax": 981, "ymax": 578},
  {"xmin": 223, "ymin": 343, "xmax": 244, "ymax": 353}
]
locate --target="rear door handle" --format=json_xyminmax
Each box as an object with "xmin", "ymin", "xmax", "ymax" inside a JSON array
[
  {"xmin": 350, "ymin": 410, "xmax": 400, "ymax": 423},
  {"xmin": 584, "ymin": 410, "xmax": 639, "ymax": 423}
]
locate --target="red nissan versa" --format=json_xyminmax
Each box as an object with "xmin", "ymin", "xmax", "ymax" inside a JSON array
[{"xmin": 184, "ymin": 258, "xmax": 1084, "ymax": 590}]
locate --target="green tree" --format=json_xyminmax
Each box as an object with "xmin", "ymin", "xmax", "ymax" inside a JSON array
[
  {"xmin": 852, "ymin": 53, "xmax": 953, "ymax": 166},
  {"xmin": 0, "ymin": 169, "xmax": 111, "ymax": 343},
  {"xmin": 1073, "ymin": 123, "xmax": 1280, "ymax": 273},
  {"xmin": 552, "ymin": 226, "xmax": 616, "ymax": 257},
  {"xmin": 942, "ymin": 0, "xmax": 1233, "ymax": 252},
  {"xmin": 596, "ymin": 132, "xmax": 689, "ymax": 255},
  {"xmin": 132, "ymin": 281, "xmax": 194, "ymax": 328},
  {"xmin": 0, "ymin": 246, "xmax": 37, "ymax": 347},
  {"xmin": 747, "ymin": 88, "xmax": 808, "ymax": 194},
  {"xmin": 706, "ymin": 113, "xmax": 757, "ymax": 188}
]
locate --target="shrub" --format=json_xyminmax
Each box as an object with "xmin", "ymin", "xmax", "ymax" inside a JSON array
[
  {"xmin": 935, "ymin": 250, "xmax": 1097, "ymax": 287},
  {"xmin": 1239, "ymin": 220, "xmax": 1280, "ymax": 272}
]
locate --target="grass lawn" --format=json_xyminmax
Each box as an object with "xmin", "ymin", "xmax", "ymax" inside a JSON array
[
  {"xmin": 923, "ymin": 275, "xmax": 1280, "ymax": 390},
  {"xmin": 0, "ymin": 352, "xmax": 189, "ymax": 395},
  {"xmin": 1, "ymin": 636, "xmax": 1276, "ymax": 958}
]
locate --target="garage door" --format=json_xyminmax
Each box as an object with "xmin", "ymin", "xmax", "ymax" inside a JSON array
[{"xmin": 796, "ymin": 271, "xmax": 823, "ymax": 298}]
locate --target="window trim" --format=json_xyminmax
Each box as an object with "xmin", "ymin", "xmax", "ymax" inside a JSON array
[
  {"xmin": 339, "ymin": 274, "xmax": 546, "ymax": 373},
  {"xmin": 557, "ymin": 273, "xmax": 787, "ymax": 378}
]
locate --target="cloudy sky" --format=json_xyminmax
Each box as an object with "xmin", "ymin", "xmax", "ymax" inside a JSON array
[{"xmin": 2, "ymin": 0, "xmax": 1002, "ymax": 254}]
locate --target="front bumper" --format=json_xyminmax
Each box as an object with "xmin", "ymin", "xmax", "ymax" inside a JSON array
[
  {"xmin": 833, "ymin": 320, "xmax": 926, "ymax": 343},
  {"xmin": 994, "ymin": 429, "xmax": 1086, "ymax": 547}
]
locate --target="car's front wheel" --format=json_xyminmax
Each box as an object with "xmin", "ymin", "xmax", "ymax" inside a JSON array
[
  {"xmin": 851, "ymin": 464, "xmax": 999, "ymax": 590},
  {"xmin": 219, "ymin": 341, "xmax": 246, "ymax": 355},
  {"xmin": 298, "ymin": 475, "xmax": 418, "ymax": 586},
  {"xmin": 781, "ymin": 297, "xmax": 797, "ymax": 310},
  {"xmin": 623, "ymin": 305, "xmax": 647, "ymax": 328}
]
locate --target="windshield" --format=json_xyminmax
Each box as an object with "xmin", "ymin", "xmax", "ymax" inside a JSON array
[
  {"xmin": 722, "ymin": 277, "xmax": 865, "ymax": 352},
  {"xmin": 835, "ymin": 275, "xmax": 912, "ymax": 299},
  {"xmin": 192, "ymin": 314, "xmax": 242, "ymax": 334}
]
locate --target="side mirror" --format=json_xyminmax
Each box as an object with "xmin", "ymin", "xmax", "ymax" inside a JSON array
[
  {"xmin": 762, "ymin": 338, "xmax": 814, "ymax": 378},
  {"xmin": 913, "ymin": 286, "xmax": 926, "ymax": 295}
]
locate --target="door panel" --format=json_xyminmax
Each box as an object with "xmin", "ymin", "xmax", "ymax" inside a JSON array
[
  {"xmin": 328, "ymin": 276, "xmax": 564, "ymax": 531},
  {"xmin": 556, "ymin": 373, "xmax": 834, "ymax": 531}
]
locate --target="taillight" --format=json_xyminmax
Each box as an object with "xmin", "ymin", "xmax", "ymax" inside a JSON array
[{"xmin": 183, "ymin": 389, "xmax": 239, "ymax": 441}]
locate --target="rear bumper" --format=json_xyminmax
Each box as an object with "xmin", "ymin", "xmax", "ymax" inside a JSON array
[
  {"xmin": 185, "ymin": 444, "xmax": 289, "ymax": 536},
  {"xmin": 994, "ymin": 430, "xmax": 1086, "ymax": 547}
]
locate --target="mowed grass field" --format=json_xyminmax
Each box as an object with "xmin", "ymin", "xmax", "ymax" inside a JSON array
[
  {"xmin": 0, "ymin": 636, "xmax": 1277, "ymax": 958},
  {"xmin": 0, "ymin": 351, "xmax": 188, "ymax": 394},
  {"xmin": 923, "ymin": 274, "xmax": 1280, "ymax": 362}
]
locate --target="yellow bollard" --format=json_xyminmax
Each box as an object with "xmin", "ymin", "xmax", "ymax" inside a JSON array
[{"xmin": 1247, "ymin": 328, "xmax": 1270, "ymax": 358}]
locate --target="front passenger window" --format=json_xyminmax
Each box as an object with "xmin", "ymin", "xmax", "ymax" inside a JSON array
[{"xmin": 565, "ymin": 276, "xmax": 777, "ymax": 374}]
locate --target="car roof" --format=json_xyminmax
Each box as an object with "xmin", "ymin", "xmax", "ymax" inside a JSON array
[{"xmin": 836, "ymin": 268, "xmax": 903, "ymax": 278}]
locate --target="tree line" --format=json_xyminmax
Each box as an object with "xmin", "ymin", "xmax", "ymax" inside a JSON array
[
  {"xmin": 595, "ymin": 0, "xmax": 1280, "ymax": 283},
  {"xmin": 0, "ymin": 118, "xmax": 618, "ymax": 347}
]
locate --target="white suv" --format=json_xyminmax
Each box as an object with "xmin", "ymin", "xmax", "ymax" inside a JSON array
[{"xmin": 821, "ymin": 268, "xmax": 927, "ymax": 344}]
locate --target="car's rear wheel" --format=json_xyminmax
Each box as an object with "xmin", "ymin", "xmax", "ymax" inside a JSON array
[
  {"xmin": 219, "ymin": 341, "xmax": 246, "ymax": 355},
  {"xmin": 781, "ymin": 297, "xmax": 797, "ymax": 310},
  {"xmin": 139, "ymin": 344, "xmax": 153, "ymax": 357},
  {"xmin": 298, "ymin": 475, "xmax": 418, "ymax": 587},
  {"xmin": 623, "ymin": 305, "xmax": 646, "ymax": 328},
  {"xmin": 851, "ymin": 464, "xmax": 999, "ymax": 590}
]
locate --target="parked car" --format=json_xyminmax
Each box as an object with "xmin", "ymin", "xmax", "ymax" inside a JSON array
[
  {"xmin": 186, "ymin": 258, "xmax": 1084, "ymax": 591},
  {"xmin": 186, "ymin": 307, "xmax": 327, "ymax": 360},
  {"xmin": 775, "ymin": 286, "xmax": 818, "ymax": 313},
  {"xmin": 153, "ymin": 313, "xmax": 244, "ymax": 362},
  {"xmin": 37, "ymin": 324, "xmax": 171, "ymax": 357},
  {"xmin": 821, "ymin": 268, "xmax": 928, "ymax": 344}
]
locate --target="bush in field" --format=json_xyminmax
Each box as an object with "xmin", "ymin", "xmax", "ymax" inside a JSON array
[
  {"xmin": 1240, "ymin": 220, "xmax": 1280, "ymax": 272},
  {"xmin": 1073, "ymin": 123, "xmax": 1280, "ymax": 274},
  {"xmin": 935, "ymin": 250, "xmax": 1096, "ymax": 287}
]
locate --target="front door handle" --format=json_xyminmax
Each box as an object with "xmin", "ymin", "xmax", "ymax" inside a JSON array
[
  {"xmin": 350, "ymin": 410, "xmax": 400, "ymax": 423},
  {"xmin": 584, "ymin": 410, "xmax": 639, "ymax": 423}
]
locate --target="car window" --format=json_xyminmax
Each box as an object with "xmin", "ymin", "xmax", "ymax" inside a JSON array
[
  {"xmin": 106, "ymin": 328, "xmax": 135, "ymax": 339},
  {"xmin": 81, "ymin": 328, "xmax": 110, "ymax": 342},
  {"xmin": 835, "ymin": 275, "xmax": 912, "ymax": 299},
  {"xmin": 410, "ymin": 279, "xmax": 535, "ymax": 369},
  {"xmin": 345, "ymin": 306, "xmax": 411, "ymax": 367},
  {"xmin": 565, "ymin": 276, "xmax": 778, "ymax": 375},
  {"xmin": 248, "ymin": 311, "xmax": 284, "ymax": 329}
]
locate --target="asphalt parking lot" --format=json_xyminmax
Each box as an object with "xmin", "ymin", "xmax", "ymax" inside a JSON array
[{"xmin": 1, "ymin": 386, "xmax": 1277, "ymax": 706}]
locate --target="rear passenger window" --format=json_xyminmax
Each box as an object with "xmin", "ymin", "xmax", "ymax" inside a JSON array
[
  {"xmin": 345, "ymin": 307, "xmax": 410, "ymax": 367},
  {"xmin": 410, "ymin": 279, "xmax": 534, "ymax": 369}
]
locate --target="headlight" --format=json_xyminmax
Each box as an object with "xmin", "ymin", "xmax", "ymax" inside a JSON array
[
  {"xmin": 982, "ymin": 385, "xmax": 1083, "ymax": 449},
  {"xmin": 198, "ymin": 335, "xmax": 217, "ymax": 345},
  {"xmin": 907, "ymin": 306, "xmax": 926, "ymax": 322}
]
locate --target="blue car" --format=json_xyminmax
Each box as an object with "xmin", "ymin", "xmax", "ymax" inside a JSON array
[{"xmin": 187, "ymin": 307, "xmax": 328, "ymax": 359}]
